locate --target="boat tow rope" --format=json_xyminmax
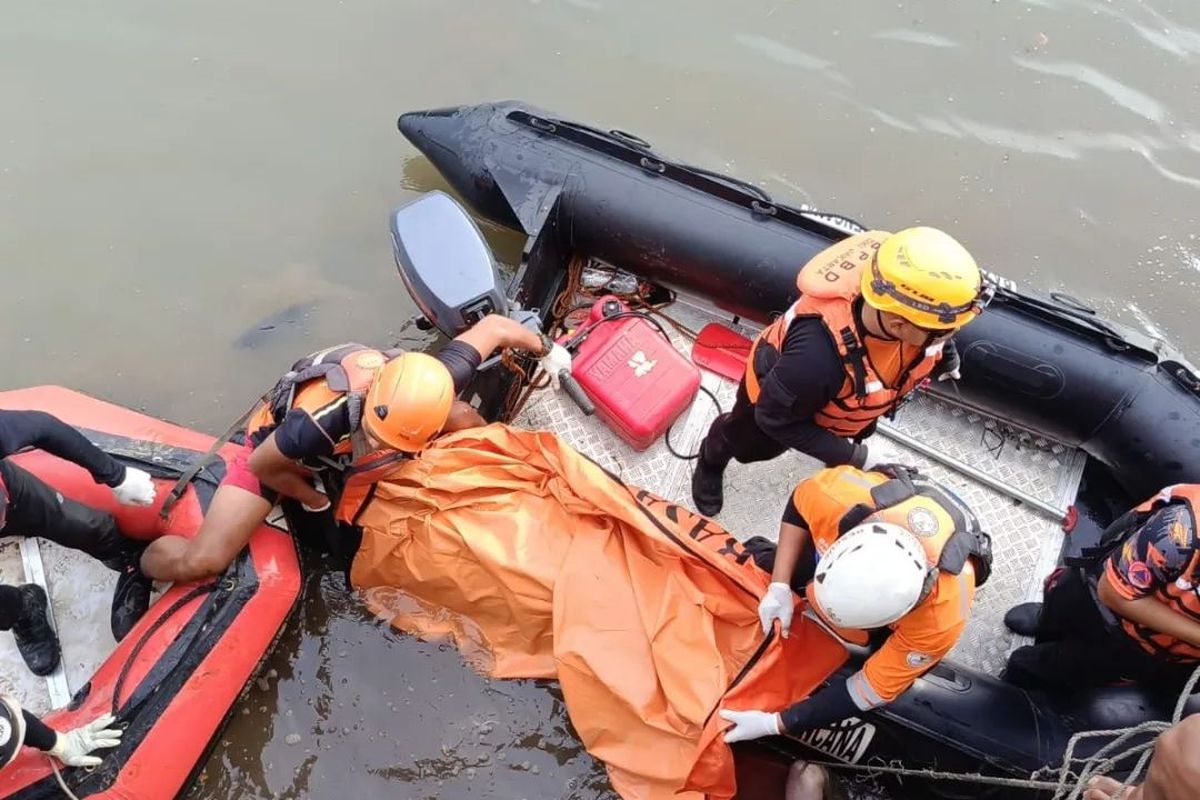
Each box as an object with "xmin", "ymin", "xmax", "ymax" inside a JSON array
[
  {"xmin": 760, "ymin": 663, "xmax": 1200, "ymax": 800},
  {"xmin": 159, "ymin": 399, "xmax": 263, "ymax": 519},
  {"xmin": 40, "ymin": 583, "xmax": 221, "ymax": 800}
]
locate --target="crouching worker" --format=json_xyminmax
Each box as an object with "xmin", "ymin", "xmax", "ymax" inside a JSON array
[
  {"xmin": 0, "ymin": 694, "xmax": 123, "ymax": 770},
  {"xmin": 140, "ymin": 314, "xmax": 570, "ymax": 582},
  {"xmin": 1004, "ymin": 484, "xmax": 1200, "ymax": 693},
  {"xmin": 719, "ymin": 464, "xmax": 992, "ymax": 741},
  {"xmin": 1, "ymin": 410, "xmax": 158, "ymax": 675},
  {"xmin": 691, "ymin": 227, "xmax": 987, "ymax": 517}
]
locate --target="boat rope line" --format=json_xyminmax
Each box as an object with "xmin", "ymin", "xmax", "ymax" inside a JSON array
[
  {"xmin": 39, "ymin": 582, "xmax": 223, "ymax": 798},
  {"xmin": 111, "ymin": 581, "xmax": 220, "ymax": 716},
  {"xmin": 755, "ymin": 664, "xmax": 1200, "ymax": 799},
  {"xmin": 47, "ymin": 758, "xmax": 81, "ymax": 800}
]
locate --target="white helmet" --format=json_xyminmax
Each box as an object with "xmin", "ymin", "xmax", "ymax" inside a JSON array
[
  {"xmin": 0, "ymin": 694, "xmax": 26, "ymax": 769},
  {"xmin": 811, "ymin": 522, "xmax": 929, "ymax": 629}
]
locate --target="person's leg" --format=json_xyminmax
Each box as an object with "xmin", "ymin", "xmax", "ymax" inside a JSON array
[
  {"xmin": 1005, "ymin": 637, "xmax": 1128, "ymax": 691},
  {"xmin": 141, "ymin": 485, "xmax": 272, "ymax": 582},
  {"xmin": 4, "ymin": 584, "xmax": 60, "ymax": 676},
  {"xmin": 142, "ymin": 441, "xmax": 276, "ymax": 583},
  {"xmin": 0, "ymin": 460, "xmax": 149, "ymax": 640},
  {"xmin": 1006, "ymin": 567, "xmax": 1100, "ymax": 640},
  {"xmin": 693, "ymin": 382, "xmax": 786, "ymax": 515},
  {"xmin": 0, "ymin": 584, "xmax": 24, "ymax": 631},
  {"xmin": 1035, "ymin": 568, "xmax": 1100, "ymax": 640},
  {"xmin": 0, "ymin": 461, "xmax": 128, "ymax": 562}
]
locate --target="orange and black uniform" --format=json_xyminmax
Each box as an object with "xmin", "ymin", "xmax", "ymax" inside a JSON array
[
  {"xmin": 699, "ymin": 233, "xmax": 958, "ymax": 471},
  {"xmin": 227, "ymin": 341, "xmax": 481, "ymax": 505},
  {"xmin": 751, "ymin": 465, "xmax": 989, "ymax": 732},
  {"xmin": 1006, "ymin": 485, "xmax": 1200, "ymax": 692}
]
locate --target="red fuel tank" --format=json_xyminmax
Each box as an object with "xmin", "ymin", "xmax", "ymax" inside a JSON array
[{"xmin": 570, "ymin": 302, "xmax": 700, "ymax": 451}]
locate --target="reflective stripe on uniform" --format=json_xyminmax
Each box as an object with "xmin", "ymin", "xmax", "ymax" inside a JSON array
[{"xmin": 846, "ymin": 669, "xmax": 887, "ymax": 711}]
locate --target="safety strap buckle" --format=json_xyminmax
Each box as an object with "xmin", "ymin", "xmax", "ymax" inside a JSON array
[{"xmin": 839, "ymin": 327, "xmax": 871, "ymax": 400}]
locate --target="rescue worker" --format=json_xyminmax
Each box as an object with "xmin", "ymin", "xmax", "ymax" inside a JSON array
[
  {"xmin": 140, "ymin": 314, "xmax": 570, "ymax": 582},
  {"xmin": 0, "ymin": 694, "xmax": 123, "ymax": 770},
  {"xmin": 691, "ymin": 227, "xmax": 987, "ymax": 517},
  {"xmin": 0, "ymin": 410, "xmax": 158, "ymax": 676},
  {"xmin": 717, "ymin": 464, "xmax": 992, "ymax": 741},
  {"xmin": 1003, "ymin": 484, "xmax": 1200, "ymax": 693}
]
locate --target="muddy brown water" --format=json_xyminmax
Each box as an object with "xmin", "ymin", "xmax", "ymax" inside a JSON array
[{"xmin": 4, "ymin": 0, "xmax": 1200, "ymax": 797}]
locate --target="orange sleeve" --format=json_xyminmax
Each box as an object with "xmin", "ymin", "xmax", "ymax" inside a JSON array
[{"xmin": 855, "ymin": 570, "xmax": 974, "ymax": 705}]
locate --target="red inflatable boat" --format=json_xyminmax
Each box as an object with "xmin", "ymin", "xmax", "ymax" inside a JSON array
[{"xmin": 0, "ymin": 386, "xmax": 301, "ymax": 799}]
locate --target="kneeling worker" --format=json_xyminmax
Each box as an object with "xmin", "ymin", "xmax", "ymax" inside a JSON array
[
  {"xmin": 1004, "ymin": 484, "xmax": 1200, "ymax": 693},
  {"xmin": 140, "ymin": 314, "xmax": 570, "ymax": 582},
  {"xmin": 0, "ymin": 409, "xmax": 158, "ymax": 675},
  {"xmin": 719, "ymin": 464, "xmax": 992, "ymax": 741},
  {"xmin": 692, "ymin": 227, "xmax": 987, "ymax": 516}
]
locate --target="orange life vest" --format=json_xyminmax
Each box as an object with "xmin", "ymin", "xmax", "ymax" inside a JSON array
[
  {"xmin": 334, "ymin": 448, "xmax": 411, "ymax": 526},
  {"xmin": 800, "ymin": 465, "xmax": 993, "ymax": 621},
  {"xmin": 1115, "ymin": 484, "xmax": 1200, "ymax": 660},
  {"xmin": 745, "ymin": 231, "xmax": 945, "ymax": 438},
  {"xmin": 245, "ymin": 343, "xmax": 397, "ymax": 458}
]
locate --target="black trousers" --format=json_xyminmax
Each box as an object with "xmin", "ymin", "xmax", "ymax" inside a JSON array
[
  {"xmin": 700, "ymin": 381, "xmax": 787, "ymax": 467},
  {"xmin": 1005, "ymin": 567, "xmax": 1196, "ymax": 693},
  {"xmin": 0, "ymin": 460, "xmax": 132, "ymax": 630}
]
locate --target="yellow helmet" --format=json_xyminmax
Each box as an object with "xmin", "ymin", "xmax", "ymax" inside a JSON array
[
  {"xmin": 861, "ymin": 227, "xmax": 984, "ymax": 330},
  {"xmin": 362, "ymin": 352, "xmax": 454, "ymax": 453}
]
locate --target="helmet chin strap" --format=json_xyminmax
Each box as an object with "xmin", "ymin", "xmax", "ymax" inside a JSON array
[{"xmin": 859, "ymin": 303, "xmax": 899, "ymax": 342}]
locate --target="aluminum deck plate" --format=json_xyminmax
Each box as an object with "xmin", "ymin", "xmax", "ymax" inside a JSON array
[
  {"xmin": 515, "ymin": 297, "xmax": 1086, "ymax": 677},
  {"xmin": 0, "ymin": 538, "xmax": 118, "ymax": 715}
]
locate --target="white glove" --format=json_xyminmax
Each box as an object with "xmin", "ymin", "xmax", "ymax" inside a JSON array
[
  {"xmin": 758, "ymin": 582, "xmax": 795, "ymax": 638},
  {"xmin": 719, "ymin": 709, "xmax": 782, "ymax": 743},
  {"xmin": 49, "ymin": 714, "xmax": 123, "ymax": 767},
  {"xmin": 937, "ymin": 367, "xmax": 962, "ymax": 382},
  {"xmin": 860, "ymin": 437, "xmax": 911, "ymax": 472},
  {"xmin": 539, "ymin": 343, "xmax": 573, "ymax": 389},
  {"xmin": 301, "ymin": 496, "xmax": 331, "ymax": 513},
  {"xmin": 112, "ymin": 467, "xmax": 156, "ymax": 506}
]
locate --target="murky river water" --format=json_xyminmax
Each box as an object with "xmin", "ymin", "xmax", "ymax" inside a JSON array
[{"xmin": 4, "ymin": 0, "xmax": 1200, "ymax": 796}]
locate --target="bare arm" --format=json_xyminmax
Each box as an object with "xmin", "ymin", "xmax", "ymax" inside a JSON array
[
  {"xmin": 1098, "ymin": 572, "xmax": 1200, "ymax": 649},
  {"xmin": 247, "ymin": 434, "xmax": 328, "ymax": 508},
  {"xmin": 452, "ymin": 314, "xmax": 545, "ymax": 361},
  {"xmin": 772, "ymin": 521, "xmax": 812, "ymax": 586}
]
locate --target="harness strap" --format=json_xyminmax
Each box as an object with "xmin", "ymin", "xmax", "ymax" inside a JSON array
[{"xmin": 839, "ymin": 327, "xmax": 871, "ymax": 400}]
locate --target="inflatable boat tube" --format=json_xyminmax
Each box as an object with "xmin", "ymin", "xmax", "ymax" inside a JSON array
[
  {"xmin": 0, "ymin": 386, "xmax": 300, "ymax": 800},
  {"xmin": 398, "ymin": 101, "xmax": 1200, "ymax": 500}
]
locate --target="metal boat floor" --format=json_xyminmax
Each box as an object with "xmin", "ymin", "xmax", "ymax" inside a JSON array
[
  {"xmin": 0, "ymin": 538, "xmax": 119, "ymax": 716},
  {"xmin": 515, "ymin": 297, "xmax": 1086, "ymax": 677}
]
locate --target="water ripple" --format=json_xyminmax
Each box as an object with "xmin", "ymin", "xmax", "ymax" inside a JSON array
[
  {"xmin": 734, "ymin": 33, "xmax": 851, "ymax": 85},
  {"xmin": 1012, "ymin": 56, "xmax": 1166, "ymax": 123},
  {"xmin": 871, "ymin": 28, "xmax": 960, "ymax": 49}
]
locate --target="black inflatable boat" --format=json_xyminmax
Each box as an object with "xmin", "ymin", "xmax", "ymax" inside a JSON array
[{"xmin": 396, "ymin": 100, "xmax": 1200, "ymax": 798}]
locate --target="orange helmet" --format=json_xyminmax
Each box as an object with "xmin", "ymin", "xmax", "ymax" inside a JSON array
[{"xmin": 362, "ymin": 353, "xmax": 454, "ymax": 452}]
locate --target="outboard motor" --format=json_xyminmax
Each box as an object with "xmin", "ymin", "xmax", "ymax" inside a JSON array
[
  {"xmin": 389, "ymin": 191, "xmax": 593, "ymax": 413},
  {"xmin": 390, "ymin": 190, "xmax": 510, "ymax": 337}
]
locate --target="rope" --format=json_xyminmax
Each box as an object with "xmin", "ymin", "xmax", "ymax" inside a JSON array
[
  {"xmin": 48, "ymin": 757, "xmax": 82, "ymax": 800},
  {"xmin": 771, "ymin": 664, "xmax": 1200, "ymax": 798},
  {"xmin": 111, "ymin": 581, "xmax": 219, "ymax": 716}
]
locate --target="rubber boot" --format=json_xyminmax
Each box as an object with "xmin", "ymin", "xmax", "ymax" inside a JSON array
[
  {"xmin": 13, "ymin": 585, "xmax": 61, "ymax": 676},
  {"xmin": 691, "ymin": 438, "xmax": 729, "ymax": 518},
  {"xmin": 1003, "ymin": 602, "xmax": 1043, "ymax": 638},
  {"xmin": 105, "ymin": 549, "xmax": 152, "ymax": 641}
]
